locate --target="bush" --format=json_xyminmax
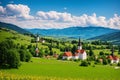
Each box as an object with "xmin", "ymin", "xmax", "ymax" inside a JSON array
[
  {"xmin": 0, "ymin": 40, "xmax": 21, "ymax": 68},
  {"xmin": 80, "ymin": 61, "xmax": 89, "ymax": 67},
  {"xmin": 7, "ymin": 49, "xmax": 21, "ymax": 68},
  {"xmin": 19, "ymin": 49, "xmax": 32, "ymax": 62},
  {"xmin": 19, "ymin": 49, "xmax": 26, "ymax": 61},
  {"xmin": 117, "ymin": 62, "xmax": 120, "ymax": 66},
  {"xmin": 103, "ymin": 59, "xmax": 108, "ymax": 65},
  {"xmin": 25, "ymin": 51, "xmax": 32, "ymax": 62},
  {"xmin": 57, "ymin": 54, "xmax": 63, "ymax": 60},
  {"xmin": 99, "ymin": 51, "xmax": 104, "ymax": 55}
]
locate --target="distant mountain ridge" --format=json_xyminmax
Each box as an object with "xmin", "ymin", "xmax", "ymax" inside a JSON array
[
  {"xmin": 26, "ymin": 27, "xmax": 120, "ymax": 39},
  {"xmin": 89, "ymin": 31, "xmax": 120, "ymax": 44},
  {"xmin": 0, "ymin": 22, "xmax": 30, "ymax": 34}
]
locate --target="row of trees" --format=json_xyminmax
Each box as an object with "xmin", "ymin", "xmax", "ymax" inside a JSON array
[{"xmin": 0, "ymin": 40, "xmax": 32, "ymax": 69}]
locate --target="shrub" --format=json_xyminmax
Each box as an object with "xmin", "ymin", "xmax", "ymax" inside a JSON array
[
  {"xmin": 80, "ymin": 61, "xmax": 89, "ymax": 67},
  {"xmin": 0, "ymin": 40, "xmax": 20, "ymax": 68},
  {"xmin": 103, "ymin": 59, "xmax": 108, "ymax": 65},
  {"xmin": 19, "ymin": 49, "xmax": 32, "ymax": 62},
  {"xmin": 57, "ymin": 54, "xmax": 63, "ymax": 60},
  {"xmin": 99, "ymin": 51, "xmax": 104, "ymax": 55},
  {"xmin": 25, "ymin": 51, "xmax": 32, "ymax": 62},
  {"xmin": 117, "ymin": 62, "xmax": 120, "ymax": 66},
  {"xmin": 7, "ymin": 49, "xmax": 21, "ymax": 68},
  {"xmin": 107, "ymin": 58, "xmax": 111, "ymax": 64},
  {"xmin": 19, "ymin": 49, "xmax": 26, "ymax": 61}
]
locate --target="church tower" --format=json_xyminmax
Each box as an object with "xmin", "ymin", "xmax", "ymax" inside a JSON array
[
  {"xmin": 35, "ymin": 33, "xmax": 39, "ymax": 56},
  {"xmin": 111, "ymin": 46, "xmax": 114, "ymax": 56},
  {"xmin": 78, "ymin": 38, "xmax": 82, "ymax": 50}
]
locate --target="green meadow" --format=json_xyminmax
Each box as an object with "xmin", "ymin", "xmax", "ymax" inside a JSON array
[{"xmin": 1, "ymin": 57, "xmax": 120, "ymax": 80}]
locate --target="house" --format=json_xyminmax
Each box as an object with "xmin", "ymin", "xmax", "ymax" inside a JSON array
[
  {"xmin": 62, "ymin": 51, "xmax": 72, "ymax": 60},
  {"xmin": 72, "ymin": 53, "xmax": 79, "ymax": 59},
  {"xmin": 107, "ymin": 55, "xmax": 119, "ymax": 63},
  {"xmin": 74, "ymin": 38, "xmax": 87, "ymax": 60},
  {"xmin": 107, "ymin": 47, "xmax": 119, "ymax": 63},
  {"xmin": 35, "ymin": 47, "xmax": 39, "ymax": 56},
  {"xmin": 62, "ymin": 38, "xmax": 87, "ymax": 60}
]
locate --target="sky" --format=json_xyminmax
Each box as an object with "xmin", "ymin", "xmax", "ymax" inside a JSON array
[{"xmin": 0, "ymin": 0, "xmax": 120, "ymax": 29}]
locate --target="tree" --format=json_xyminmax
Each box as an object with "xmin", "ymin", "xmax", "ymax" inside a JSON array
[
  {"xmin": 0, "ymin": 40, "xmax": 18, "ymax": 68},
  {"xmin": 71, "ymin": 45, "xmax": 77, "ymax": 53},
  {"xmin": 7, "ymin": 49, "xmax": 20, "ymax": 68},
  {"xmin": 29, "ymin": 46, "xmax": 36, "ymax": 56},
  {"xmin": 118, "ymin": 46, "xmax": 120, "ymax": 54},
  {"xmin": 102, "ymin": 55, "xmax": 108, "ymax": 65},
  {"xmin": 19, "ymin": 49, "xmax": 26, "ymax": 61},
  {"xmin": 49, "ymin": 50, "xmax": 54, "ymax": 55},
  {"xmin": 89, "ymin": 48, "xmax": 94, "ymax": 56},
  {"xmin": 39, "ymin": 48, "xmax": 44, "ymax": 57},
  {"xmin": 103, "ymin": 59, "xmax": 108, "ymax": 65},
  {"xmin": 99, "ymin": 51, "xmax": 104, "ymax": 56},
  {"xmin": 19, "ymin": 49, "xmax": 32, "ymax": 62},
  {"xmin": 80, "ymin": 61, "xmax": 90, "ymax": 67},
  {"xmin": 25, "ymin": 51, "xmax": 32, "ymax": 62},
  {"xmin": 44, "ymin": 48, "xmax": 50, "ymax": 55},
  {"xmin": 0, "ymin": 46, "xmax": 8, "ymax": 66}
]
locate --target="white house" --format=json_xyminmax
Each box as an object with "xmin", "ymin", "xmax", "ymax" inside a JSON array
[
  {"xmin": 107, "ymin": 55, "xmax": 119, "ymax": 63},
  {"xmin": 72, "ymin": 53, "xmax": 79, "ymax": 59},
  {"xmin": 74, "ymin": 38, "xmax": 87, "ymax": 60},
  {"xmin": 75, "ymin": 49, "xmax": 87, "ymax": 60},
  {"xmin": 62, "ymin": 51, "xmax": 72, "ymax": 60},
  {"xmin": 62, "ymin": 38, "xmax": 87, "ymax": 60}
]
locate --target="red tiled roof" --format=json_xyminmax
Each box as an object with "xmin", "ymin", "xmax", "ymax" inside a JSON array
[
  {"xmin": 63, "ymin": 52, "xmax": 72, "ymax": 57},
  {"xmin": 73, "ymin": 53, "xmax": 79, "ymax": 56},
  {"xmin": 113, "ymin": 56, "xmax": 119, "ymax": 60},
  {"xmin": 76, "ymin": 49, "xmax": 85, "ymax": 54},
  {"xmin": 107, "ymin": 55, "xmax": 113, "ymax": 60},
  {"xmin": 107, "ymin": 55, "xmax": 119, "ymax": 60}
]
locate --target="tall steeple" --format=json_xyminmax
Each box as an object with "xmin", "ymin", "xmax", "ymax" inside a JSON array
[
  {"xmin": 35, "ymin": 33, "xmax": 39, "ymax": 56},
  {"xmin": 78, "ymin": 37, "xmax": 82, "ymax": 50},
  {"xmin": 111, "ymin": 46, "xmax": 114, "ymax": 56}
]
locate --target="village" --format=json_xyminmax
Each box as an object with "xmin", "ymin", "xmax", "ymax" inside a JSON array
[{"xmin": 35, "ymin": 34, "xmax": 120, "ymax": 65}]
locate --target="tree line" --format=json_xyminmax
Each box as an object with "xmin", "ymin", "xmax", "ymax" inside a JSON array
[{"xmin": 0, "ymin": 40, "xmax": 32, "ymax": 69}]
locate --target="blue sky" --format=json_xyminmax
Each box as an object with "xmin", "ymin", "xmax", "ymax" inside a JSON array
[
  {"xmin": 0, "ymin": 0, "xmax": 120, "ymax": 29},
  {"xmin": 1, "ymin": 0, "xmax": 120, "ymax": 18}
]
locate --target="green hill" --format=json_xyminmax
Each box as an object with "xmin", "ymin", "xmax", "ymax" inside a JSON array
[
  {"xmin": 89, "ymin": 31, "xmax": 120, "ymax": 45},
  {"xmin": 0, "ymin": 28, "xmax": 61, "ymax": 54},
  {"xmin": 0, "ymin": 22, "xmax": 30, "ymax": 34},
  {"xmin": 0, "ymin": 28, "xmax": 32, "ymax": 45}
]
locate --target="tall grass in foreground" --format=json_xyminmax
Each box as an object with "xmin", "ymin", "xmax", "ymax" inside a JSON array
[
  {"xmin": 0, "ymin": 71, "xmax": 81, "ymax": 80},
  {"xmin": 0, "ymin": 71, "xmax": 117, "ymax": 80}
]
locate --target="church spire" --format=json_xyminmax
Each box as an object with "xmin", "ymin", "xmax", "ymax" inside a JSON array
[
  {"xmin": 111, "ymin": 45, "xmax": 114, "ymax": 56},
  {"xmin": 78, "ymin": 37, "xmax": 81, "ymax": 46},
  {"xmin": 35, "ymin": 33, "xmax": 39, "ymax": 56},
  {"xmin": 78, "ymin": 37, "xmax": 82, "ymax": 50}
]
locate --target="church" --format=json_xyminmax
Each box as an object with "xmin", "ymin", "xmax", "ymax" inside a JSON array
[{"xmin": 62, "ymin": 38, "xmax": 87, "ymax": 60}]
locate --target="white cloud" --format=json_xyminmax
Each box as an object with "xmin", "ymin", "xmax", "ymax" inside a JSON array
[
  {"xmin": 0, "ymin": 6, "xmax": 5, "ymax": 15},
  {"xmin": 0, "ymin": 4, "xmax": 120, "ymax": 29},
  {"xmin": 36, "ymin": 11, "xmax": 73, "ymax": 22},
  {"xmin": 0, "ymin": 4, "xmax": 34, "ymax": 20}
]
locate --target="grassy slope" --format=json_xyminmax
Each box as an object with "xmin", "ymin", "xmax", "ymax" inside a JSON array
[
  {"xmin": 1, "ymin": 58, "xmax": 120, "ymax": 80},
  {"xmin": 0, "ymin": 29, "xmax": 32, "ymax": 45}
]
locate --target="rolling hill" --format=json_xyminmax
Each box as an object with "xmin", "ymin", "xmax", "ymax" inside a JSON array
[
  {"xmin": 0, "ymin": 27, "xmax": 33, "ymax": 45},
  {"xmin": 89, "ymin": 31, "xmax": 120, "ymax": 44},
  {"xmin": 0, "ymin": 22, "xmax": 30, "ymax": 34},
  {"xmin": 26, "ymin": 27, "xmax": 119, "ymax": 39}
]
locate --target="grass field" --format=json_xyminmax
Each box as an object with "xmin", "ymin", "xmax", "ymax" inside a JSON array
[{"xmin": 0, "ymin": 57, "xmax": 120, "ymax": 80}]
